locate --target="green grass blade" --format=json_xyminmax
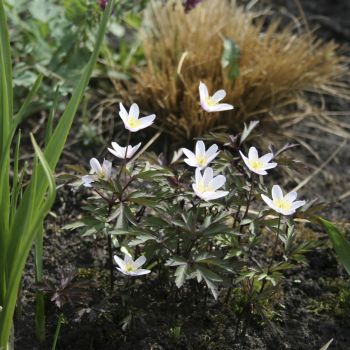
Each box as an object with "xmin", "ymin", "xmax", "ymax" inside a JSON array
[
  {"xmin": 0, "ymin": 2, "xmax": 115, "ymax": 345},
  {"xmin": 0, "ymin": 0, "xmax": 13, "ymax": 152},
  {"xmin": 319, "ymin": 217, "xmax": 350, "ymax": 275},
  {"xmin": 35, "ymin": 225, "xmax": 45, "ymax": 342},
  {"xmin": 10, "ymin": 130, "xmax": 21, "ymax": 225},
  {"xmin": 0, "ymin": 0, "xmax": 14, "ymax": 306},
  {"xmin": 45, "ymin": 86, "xmax": 60, "ymax": 146},
  {"xmin": 0, "ymin": 135, "xmax": 56, "ymax": 346}
]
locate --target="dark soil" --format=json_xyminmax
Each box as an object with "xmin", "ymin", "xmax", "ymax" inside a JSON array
[{"xmin": 14, "ymin": 0, "xmax": 350, "ymax": 349}]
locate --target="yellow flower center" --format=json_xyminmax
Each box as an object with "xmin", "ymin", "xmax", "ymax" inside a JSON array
[
  {"xmin": 273, "ymin": 199, "xmax": 292, "ymax": 211},
  {"xmin": 97, "ymin": 168, "xmax": 108, "ymax": 180},
  {"xmin": 196, "ymin": 155, "xmax": 207, "ymax": 167},
  {"xmin": 197, "ymin": 180, "xmax": 213, "ymax": 193},
  {"xmin": 125, "ymin": 263, "xmax": 135, "ymax": 273},
  {"xmin": 249, "ymin": 159, "xmax": 264, "ymax": 171},
  {"xmin": 127, "ymin": 116, "xmax": 142, "ymax": 129},
  {"xmin": 205, "ymin": 97, "xmax": 217, "ymax": 107}
]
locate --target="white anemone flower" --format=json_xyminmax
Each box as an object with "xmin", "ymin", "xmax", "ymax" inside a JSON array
[
  {"xmin": 119, "ymin": 102, "xmax": 155, "ymax": 132},
  {"xmin": 114, "ymin": 254, "xmax": 151, "ymax": 276},
  {"xmin": 239, "ymin": 147, "xmax": 277, "ymax": 175},
  {"xmin": 82, "ymin": 158, "xmax": 112, "ymax": 187},
  {"xmin": 199, "ymin": 82, "xmax": 234, "ymax": 113},
  {"xmin": 108, "ymin": 141, "xmax": 141, "ymax": 159},
  {"xmin": 261, "ymin": 185, "xmax": 305, "ymax": 216},
  {"xmin": 192, "ymin": 167, "xmax": 229, "ymax": 201},
  {"xmin": 183, "ymin": 140, "xmax": 219, "ymax": 169}
]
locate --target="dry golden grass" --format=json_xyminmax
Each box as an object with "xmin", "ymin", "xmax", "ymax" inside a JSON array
[{"xmin": 120, "ymin": 0, "xmax": 350, "ymax": 142}]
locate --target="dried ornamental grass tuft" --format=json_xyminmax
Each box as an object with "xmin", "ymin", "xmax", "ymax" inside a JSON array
[{"xmin": 120, "ymin": 0, "xmax": 349, "ymax": 142}]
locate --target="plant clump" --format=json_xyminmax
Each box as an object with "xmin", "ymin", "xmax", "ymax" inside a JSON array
[{"xmin": 122, "ymin": 0, "xmax": 349, "ymax": 142}]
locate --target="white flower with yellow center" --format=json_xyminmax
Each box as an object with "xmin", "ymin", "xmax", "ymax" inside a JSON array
[
  {"xmin": 239, "ymin": 147, "xmax": 277, "ymax": 175},
  {"xmin": 82, "ymin": 158, "xmax": 112, "ymax": 187},
  {"xmin": 119, "ymin": 102, "xmax": 155, "ymax": 132},
  {"xmin": 114, "ymin": 254, "xmax": 151, "ymax": 276},
  {"xmin": 183, "ymin": 140, "xmax": 219, "ymax": 169},
  {"xmin": 192, "ymin": 167, "xmax": 229, "ymax": 201},
  {"xmin": 108, "ymin": 141, "xmax": 141, "ymax": 159},
  {"xmin": 261, "ymin": 185, "xmax": 305, "ymax": 216},
  {"xmin": 199, "ymin": 82, "xmax": 234, "ymax": 113}
]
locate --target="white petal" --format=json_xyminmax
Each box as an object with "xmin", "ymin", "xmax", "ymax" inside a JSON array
[
  {"xmin": 192, "ymin": 183, "xmax": 202, "ymax": 199},
  {"xmin": 263, "ymin": 162, "xmax": 277, "ymax": 170},
  {"xmin": 90, "ymin": 158, "xmax": 102, "ymax": 174},
  {"xmin": 248, "ymin": 147, "xmax": 259, "ymax": 160},
  {"xmin": 184, "ymin": 158, "xmax": 200, "ymax": 167},
  {"xmin": 130, "ymin": 269, "xmax": 151, "ymax": 276},
  {"xmin": 203, "ymin": 191, "xmax": 229, "ymax": 201},
  {"xmin": 261, "ymin": 194, "xmax": 274, "ymax": 210},
  {"xmin": 109, "ymin": 142, "xmax": 125, "ymax": 158},
  {"xmin": 259, "ymin": 153, "xmax": 274, "ymax": 163},
  {"xmin": 211, "ymin": 175, "xmax": 226, "ymax": 190},
  {"xmin": 134, "ymin": 255, "xmax": 146, "ymax": 269},
  {"xmin": 199, "ymin": 81, "xmax": 209, "ymax": 101},
  {"xmin": 282, "ymin": 209, "xmax": 296, "ymax": 216},
  {"xmin": 119, "ymin": 102, "xmax": 128, "ymax": 123},
  {"xmin": 195, "ymin": 167, "xmax": 202, "ymax": 184},
  {"xmin": 252, "ymin": 169, "xmax": 268, "ymax": 175},
  {"xmin": 139, "ymin": 114, "xmax": 155, "ymax": 129},
  {"xmin": 111, "ymin": 141, "xmax": 122, "ymax": 150},
  {"xmin": 81, "ymin": 175, "xmax": 95, "ymax": 187},
  {"xmin": 183, "ymin": 148, "xmax": 195, "ymax": 160},
  {"xmin": 114, "ymin": 255, "xmax": 126, "ymax": 269},
  {"xmin": 209, "ymin": 103, "xmax": 234, "ymax": 112},
  {"xmin": 130, "ymin": 142, "xmax": 142, "ymax": 157},
  {"xmin": 211, "ymin": 89, "xmax": 226, "ymax": 103},
  {"xmin": 284, "ymin": 191, "xmax": 297, "ymax": 202},
  {"xmin": 291, "ymin": 200, "xmax": 305, "ymax": 211},
  {"xmin": 205, "ymin": 152, "xmax": 219, "ymax": 166},
  {"xmin": 129, "ymin": 103, "xmax": 139, "ymax": 118},
  {"xmin": 195, "ymin": 140, "xmax": 206, "ymax": 156},
  {"xmin": 271, "ymin": 185, "xmax": 283, "ymax": 200},
  {"xmin": 239, "ymin": 151, "xmax": 250, "ymax": 167},
  {"xmin": 124, "ymin": 254, "xmax": 133, "ymax": 264},
  {"xmin": 203, "ymin": 167, "xmax": 214, "ymax": 185},
  {"xmin": 206, "ymin": 144, "xmax": 219, "ymax": 157},
  {"xmin": 108, "ymin": 147, "xmax": 123, "ymax": 159},
  {"xmin": 102, "ymin": 160, "xmax": 112, "ymax": 178}
]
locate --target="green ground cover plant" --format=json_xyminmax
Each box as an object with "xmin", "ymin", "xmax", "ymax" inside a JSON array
[{"xmin": 65, "ymin": 84, "xmax": 328, "ymax": 340}]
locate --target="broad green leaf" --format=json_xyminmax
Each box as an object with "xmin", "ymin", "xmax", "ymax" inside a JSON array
[
  {"xmin": 319, "ymin": 217, "xmax": 350, "ymax": 275},
  {"xmin": 175, "ymin": 264, "xmax": 188, "ymax": 288}
]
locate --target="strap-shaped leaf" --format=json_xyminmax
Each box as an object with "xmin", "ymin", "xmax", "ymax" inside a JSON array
[
  {"xmin": 319, "ymin": 217, "xmax": 350, "ymax": 275},
  {"xmin": 0, "ymin": 135, "xmax": 56, "ymax": 345}
]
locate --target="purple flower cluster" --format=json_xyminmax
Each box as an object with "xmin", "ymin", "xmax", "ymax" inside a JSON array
[
  {"xmin": 98, "ymin": 0, "xmax": 108, "ymax": 10},
  {"xmin": 183, "ymin": 0, "xmax": 203, "ymax": 12}
]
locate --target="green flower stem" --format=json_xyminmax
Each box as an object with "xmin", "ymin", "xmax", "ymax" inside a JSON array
[
  {"xmin": 107, "ymin": 194, "xmax": 115, "ymax": 292},
  {"xmin": 51, "ymin": 314, "xmax": 64, "ymax": 350},
  {"xmin": 117, "ymin": 131, "xmax": 131, "ymax": 182},
  {"xmin": 259, "ymin": 213, "xmax": 282, "ymax": 294},
  {"xmin": 226, "ymin": 175, "xmax": 255, "ymax": 304},
  {"xmin": 240, "ymin": 174, "xmax": 255, "ymax": 233}
]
